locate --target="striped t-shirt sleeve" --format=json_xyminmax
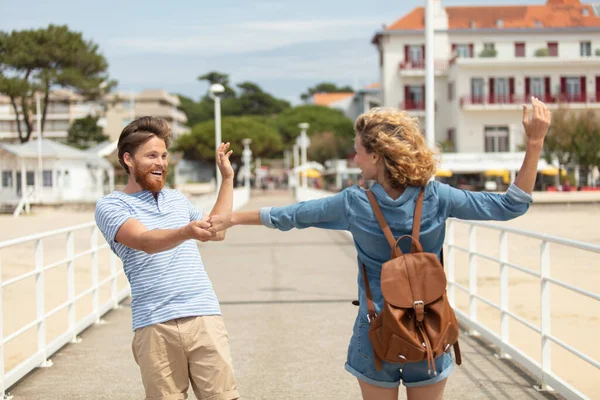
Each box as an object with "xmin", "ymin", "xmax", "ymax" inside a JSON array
[
  {"xmin": 95, "ymin": 197, "xmax": 133, "ymax": 243},
  {"xmin": 186, "ymin": 197, "xmax": 203, "ymax": 222}
]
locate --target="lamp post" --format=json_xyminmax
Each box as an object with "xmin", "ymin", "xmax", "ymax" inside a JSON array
[
  {"xmin": 297, "ymin": 122, "xmax": 310, "ymax": 188},
  {"xmin": 425, "ymin": 0, "xmax": 435, "ymax": 150},
  {"xmin": 208, "ymin": 83, "xmax": 225, "ymax": 189},
  {"xmin": 292, "ymin": 144, "xmax": 300, "ymax": 188},
  {"xmin": 242, "ymin": 138, "xmax": 252, "ymax": 189}
]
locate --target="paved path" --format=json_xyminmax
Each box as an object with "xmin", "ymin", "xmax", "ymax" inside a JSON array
[{"xmin": 9, "ymin": 192, "xmax": 559, "ymax": 399}]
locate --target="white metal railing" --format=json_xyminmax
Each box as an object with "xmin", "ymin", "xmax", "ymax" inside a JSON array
[
  {"xmin": 0, "ymin": 222, "xmax": 128, "ymax": 399},
  {"xmin": 445, "ymin": 219, "xmax": 599, "ymax": 400},
  {"xmin": 296, "ymin": 188, "xmax": 599, "ymax": 400}
]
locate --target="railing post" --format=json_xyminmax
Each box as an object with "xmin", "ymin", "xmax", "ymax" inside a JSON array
[
  {"xmin": 498, "ymin": 230, "xmax": 510, "ymax": 359},
  {"xmin": 469, "ymin": 225, "xmax": 478, "ymax": 327},
  {"xmin": 66, "ymin": 232, "xmax": 79, "ymax": 343},
  {"xmin": 446, "ymin": 220, "xmax": 455, "ymax": 307},
  {"xmin": 35, "ymin": 239, "xmax": 52, "ymax": 368},
  {"xmin": 110, "ymin": 253, "xmax": 119, "ymax": 309},
  {"xmin": 537, "ymin": 240, "xmax": 552, "ymax": 391},
  {"xmin": 0, "ymin": 251, "xmax": 8, "ymax": 400},
  {"xmin": 90, "ymin": 227, "xmax": 102, "ymax": 324}
]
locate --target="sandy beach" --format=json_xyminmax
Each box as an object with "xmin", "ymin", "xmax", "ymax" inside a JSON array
[{"xmin": 0, "ymin": 200, "xmax": 598, "ymax": 397}]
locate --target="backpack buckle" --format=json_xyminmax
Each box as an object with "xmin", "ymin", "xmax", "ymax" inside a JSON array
[
  {"xmin": 413, "ymin": 300, "xmax": 425, "ymax": 322},
  {"xmin": 367, "ymin": 312, "xmax": 377, "ymax": 323}
]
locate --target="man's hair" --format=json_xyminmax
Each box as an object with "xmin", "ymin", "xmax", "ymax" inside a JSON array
[{"xmin": 117, "ymin": 116, "xmax": 172, "ymax": 174}]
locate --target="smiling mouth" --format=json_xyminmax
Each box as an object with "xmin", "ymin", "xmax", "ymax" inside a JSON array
[{"xmin": 150, "ymin": 171, "xmax": 163, "ymax": 177}]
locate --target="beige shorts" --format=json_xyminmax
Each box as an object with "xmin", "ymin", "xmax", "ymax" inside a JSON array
[{"xmin": 132, "ymin": 315, "xmax": 239, "ymax": 400}]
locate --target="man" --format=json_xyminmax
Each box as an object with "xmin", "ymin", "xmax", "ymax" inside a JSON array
[{"xmin": 95, "ymin": 116, "xmax": 239, "ymax": 400}]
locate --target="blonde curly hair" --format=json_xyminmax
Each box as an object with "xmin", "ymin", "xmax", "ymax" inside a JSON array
[{"xmin": 354, "ymin": 108, "xmax": 438, "ymax": 188}]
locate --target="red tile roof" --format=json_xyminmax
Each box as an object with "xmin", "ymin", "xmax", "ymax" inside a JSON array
[
  {"xmin": 385, "ymin": 0, "xmax": 600, "ymax": 31},
  {"xmin": 312, "ymin": 92, "xmax": 355, "ymax": 106}
]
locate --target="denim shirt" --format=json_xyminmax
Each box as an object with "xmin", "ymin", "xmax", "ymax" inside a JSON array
[{"xmin": 259, "ymin": 181, "xmax": 533, "ymax": 320}]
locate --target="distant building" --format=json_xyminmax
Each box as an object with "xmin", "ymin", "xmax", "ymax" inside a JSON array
[{"xmin": 307, "ymin": 83, "xmax": 382, "ymax": 121}]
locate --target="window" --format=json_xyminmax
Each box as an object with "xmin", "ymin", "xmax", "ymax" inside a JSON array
[
  {"xmin": 483, "ymin": 43, "xmax": 495, "ymax": 52},
  {"xmin": 43, "ymin": 170, "xmax": 53, "ymax": 187},
  {"xmin": 471, "ymin": 78, "xmax": 484, "ymax": 102},
  {"xmin": 548, "ymin": 42, "xmax": 558, "ymax": 56},
  {"xmin": 2, "ymin": 171, "xmax": 12, "ymax": 188},
  {"xmin": 495, "ymin": 78, "xmax": 509, "ymax": 99},
  {"xmin": 515, "ymin": 42, "xmax": 525, "ymax": 57},
  {"xmin": 64, "ymin": 171, "xmax": 71, "ymax": 188},
  {"xmin": 455, "ymin": 44, "xmax": 471, "ymax": 58},
  {"xmin": 582, "ymin": 8, "xmax": 589, "ymax": 16},
  {"xmin": 484, "ymin": 126, "xmax": 509, "ymax": 152},
  {"xmin": 566, "ymin": 77, "xmax": 581, "ymax": 98},
  {"xmin": 530, "ymin": 77, "xmax": 545, "ymax": 97},
  {"xmin": 448, "ymin": 82, "xmax": 454, "ymax": 101},
  {"xmin": 580, "ymin": 41, "xmax": 591, "ymax": 56},
  {"xmin": 409, "ymin": 45, "xmax": 423, "ymax": 62},
  {"xmin": 408, "ymin": 86, "xmax": 424, "ymax": 107},
  {"xmin": 496, "ymin": 19, "xmax": 503, "ymax": 28},
  {"xmin": 26, "ymin": 171, "xmax": 35, "ymax": 186}
]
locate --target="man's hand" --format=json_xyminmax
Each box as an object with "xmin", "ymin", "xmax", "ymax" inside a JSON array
[
  {"xmin": 185, "ymin": 220, "xmax": 218, "ymax": 242},
  {"xmin": 208, "ymin": 214, "xmax": 234, "ymax": 233},
  {"xmin": 217, "ymin": 142, "xmax": 234, "ymax": 180},
  {"xmin": 522, "ymin": 97, "xmax": 551, "ymax": 146}
]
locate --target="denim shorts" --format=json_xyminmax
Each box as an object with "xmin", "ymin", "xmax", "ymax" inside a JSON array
[{"xmin": 344, "ymin": 316, "xmax": 455, "ymax": 388}]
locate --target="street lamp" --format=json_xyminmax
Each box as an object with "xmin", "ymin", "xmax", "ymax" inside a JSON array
[
  {"xmin": 242, "ymin": 138, "xmax": 252, "ymax": 189},
  {"xmin": 297, "ymin": 122, "xmax": 310, "ymax": 188},
  {"xmin": 208, "ymin": 83, "xmax": 225, "ymax": 189}
]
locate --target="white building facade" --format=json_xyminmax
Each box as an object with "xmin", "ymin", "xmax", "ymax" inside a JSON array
[{"xmin": 373, "ymin": 0, "xmax": 600, "ymax": 158}]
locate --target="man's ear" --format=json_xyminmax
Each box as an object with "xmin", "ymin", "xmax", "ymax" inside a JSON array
[{"xmin": 124, "ymin": 152, "xmax": 134, "ymax": 169}]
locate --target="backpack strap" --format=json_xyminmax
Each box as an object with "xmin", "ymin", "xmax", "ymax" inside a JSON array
[
  {"xmin": 412, "ymin": 188, "xmax": 425, "ymax": 241},
  {"xmin": 361, "ymin": 263, "xmax": 377, "ymax": 323},
  {"xmin": 366, "ymin": 188, "xmax": 425, "ymax": 255},
  {"xmin": 366, "ymin": 190, "xmax": 397, "ymax": 251}
]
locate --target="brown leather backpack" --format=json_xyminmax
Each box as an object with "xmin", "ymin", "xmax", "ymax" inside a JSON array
[{"xmin": 362, "ymin": 188, "xmax": 462, "ymax": 375}]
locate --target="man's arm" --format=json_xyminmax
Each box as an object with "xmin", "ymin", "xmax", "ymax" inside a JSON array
[
  {"xmin": 209, "ymin": 142, "xmax": 234, "ymax": 240},
  {"xmin": 115, "ymin": 218, "xmax": 215, "ymax": 254}
]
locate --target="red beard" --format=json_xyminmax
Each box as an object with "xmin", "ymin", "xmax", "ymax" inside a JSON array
[{"xmin": 133, "ymin": 163, "xmax": 167, "ymax": 193}]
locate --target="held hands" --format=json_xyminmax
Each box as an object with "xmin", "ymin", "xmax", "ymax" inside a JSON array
[
  {"xmin": 185, "ymin": 220, "xmax": 217, "ymax": 242},
  {"xmin": 217, "ymin": 142, "xmax": 234, "ymax": 180},
  {"xmin": 207, "ymin": 214, "xmax": 233, "ymax": 233},
  {"xmin": 522, "ymin": 97, "xmax": 551, "ymax": 146}
]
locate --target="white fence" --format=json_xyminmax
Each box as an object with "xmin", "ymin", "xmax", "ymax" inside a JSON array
[
  {"xmin": 0, "ymin": 223, "xmax": 127, "ymax": 399},
  {"xmin": 0, "ymin": 186, "xmax": 250, "ymax": 398},
  {"xmin": 296, "ymin": 187, "xmax": 599, "ymax": 400}
]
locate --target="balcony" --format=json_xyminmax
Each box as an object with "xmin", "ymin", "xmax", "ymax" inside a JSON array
[
  {"xmin": 398, "ymin": 60, "xmax": 449, "ymax": 76},
  {"xmin": 450, "ymin": 55, "xmax": 600, "ymax": 70},
  {"xmin": 460, "ymin": 93, "xmax": 600, "ymax": 110}
]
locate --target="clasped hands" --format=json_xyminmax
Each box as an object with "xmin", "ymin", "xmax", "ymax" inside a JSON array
[{"xmin": 185, "ymin": 215, "xmax": 232, "ymax": 242}]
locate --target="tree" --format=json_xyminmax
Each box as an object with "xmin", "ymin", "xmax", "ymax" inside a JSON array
[
  {"xmin": 65, "ymin": 116, "xmax": 108, "ymax": 150},
  {"xmin": 543, "ymin": 109, "xmax": 600, "ymax": 185},
  {"xmin": 275, "ymin": 105, "xmax": 354, "ymax": 145},
  {"xmin": 307, "ymin": 131, "xmax": 354, "ymax": 164},
  {"xmin": 179, "ymin": 74, "xmax": 291, "ymax": 125},
  {"xmin": 300, "ymin": 82, "xmax": 354, "ymax": 102},
  {"xmin": 234, "ymin": 81, "xmax": 290, "ymax": 116},
  {"xmin": 172, "ymin": 116, "xmax": 284, "ymax": 180},
  {"xmin": 177, "ymin": 94, "xmax": 214, "ymax": 126},
  {"xmin": 197, "ymin": 71, "xmax": 236, "ymax": 99},
  {"xmin": 0, "ymin": 25, "xmax": 115, "ymax": 143}
]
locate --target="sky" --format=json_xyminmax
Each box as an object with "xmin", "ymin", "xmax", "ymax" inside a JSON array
[{"xmin": 0, "ymin": 0, "xmax": 550, "ymax": 104}]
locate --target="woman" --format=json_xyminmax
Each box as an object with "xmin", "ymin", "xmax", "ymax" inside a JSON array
[{"xmin": 209, "ymin": 98, "xmax": 551, "ymax": 400}]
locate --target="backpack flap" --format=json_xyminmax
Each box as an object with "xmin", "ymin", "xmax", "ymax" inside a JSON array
[{"xmin": 380, "ymin": 253, "xmax": 447, "ymax": 309}]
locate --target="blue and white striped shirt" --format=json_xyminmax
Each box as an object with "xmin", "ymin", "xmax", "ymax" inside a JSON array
[{"xmin": 94, "ymin": 189, "xmax": 221, "ymax": 330}]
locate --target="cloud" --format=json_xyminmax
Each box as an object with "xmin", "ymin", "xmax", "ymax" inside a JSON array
[{"xmin": 106, "ymin": 18, "xmax": 380, "ymax": 56}]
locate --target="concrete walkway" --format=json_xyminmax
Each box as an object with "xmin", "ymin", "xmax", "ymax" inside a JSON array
[{"xmin": 9, "ymin": 192, "xmax": 559, "ymax": 399}]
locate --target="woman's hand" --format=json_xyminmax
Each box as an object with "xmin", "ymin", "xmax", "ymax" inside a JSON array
[{"xmin": 522, "ymin": 97, "xmax": 551, "ymax": 146}]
